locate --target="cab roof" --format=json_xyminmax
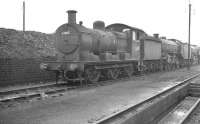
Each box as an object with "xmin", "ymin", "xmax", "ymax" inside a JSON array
[{"xmin": 106, "ymin": 23, "xmax": 147, "ymax": 34}]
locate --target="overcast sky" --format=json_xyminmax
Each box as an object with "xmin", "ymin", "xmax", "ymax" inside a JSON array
[{"xmin": 0, "ymin": 0, "xmax": 199, "ymax": 45}]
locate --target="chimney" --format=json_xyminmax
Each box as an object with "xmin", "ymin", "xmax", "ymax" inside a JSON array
[
  {"xmin": 67, "ymin": 10, "xmax": 77, "ymax": 24},
  {"xmin": 153, "ymin": 33, "xmax": 159, "ymax": 38}
]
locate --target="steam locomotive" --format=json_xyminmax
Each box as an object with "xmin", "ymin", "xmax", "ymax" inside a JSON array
[{"xmin": 40, "ymin": 10, "xmax": 200, "ymax": 83}]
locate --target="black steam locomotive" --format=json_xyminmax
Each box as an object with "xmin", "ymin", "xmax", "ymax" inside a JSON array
[{"xmin": 40, "ymin": 10, "xmax": 200, "ymax": 83}]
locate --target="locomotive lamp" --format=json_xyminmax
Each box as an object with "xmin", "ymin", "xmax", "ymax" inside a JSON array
[
  {"xmin": 40, "ymin": 63, "xmax": 48, "ymax": 70},
  {"xmin": 40, "ymin": 63, "xmax": 62, "ymax": 71},
  {"xmin": 68, "ymin": 63, "xmax": 78, "ymax": 71}
]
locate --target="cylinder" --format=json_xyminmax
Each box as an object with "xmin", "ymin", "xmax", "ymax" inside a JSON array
[{"xmin": 67, "ymin": 10, "xmax": 77, "ymax": 24}]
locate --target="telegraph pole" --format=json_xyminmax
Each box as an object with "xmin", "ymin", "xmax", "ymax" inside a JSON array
[
  {"xmin": 23, "ymin": 1, "xmax": 25, "ymax": 32},
  {"xmin": 187, "ymin": 2, "xmax": 191, "ymax": 70}
]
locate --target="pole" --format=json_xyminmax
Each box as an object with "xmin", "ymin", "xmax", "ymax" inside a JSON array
[
  {"xmin": 23, "ymin": 1, "xmax": 25, "ymax": 32},
  {"xmin": 187, "ymin": 3, "xmax": 191, "ymax": 70}
]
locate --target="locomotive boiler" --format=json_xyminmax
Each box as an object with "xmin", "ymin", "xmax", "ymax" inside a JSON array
[
  {"xmin": 55, "ymin": 15, "xmax": 132, "ymax": 62},
  {"xmin": 160, "ymin": 37, "xmax": 180, "ymax": 69}
]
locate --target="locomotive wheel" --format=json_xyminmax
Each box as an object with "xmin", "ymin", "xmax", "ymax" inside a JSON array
[
  {"xmin": 125, "ymin": 66, "xmax": 133, "ymax": 77},
  {"xmin": 85, "ymin": 67, "xmax": 100, "ymax": 83},
  {"xmin": 107, "ymin": 68, "xmax": 120, "ymax": 80}
]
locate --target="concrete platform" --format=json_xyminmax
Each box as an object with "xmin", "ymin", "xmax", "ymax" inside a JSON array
[{"xmin": 0, "ymin": 68, "xmax": 199, "ymax": 124}]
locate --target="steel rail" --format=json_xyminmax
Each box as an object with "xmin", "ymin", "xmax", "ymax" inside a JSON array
[
  {"xmin": 0, "ymin": 71, "xmax": 198, "ymax": 103},
  {"xmin": 0, "ymin": 75, "xmax": 140, "ymax": 102},
  {"xmin": 0, "ymin": 82, "xmax": 69, "ymax": 102},
  {"xmin": 0, "ymin": 82, "xmax": 67, "ymax": 94}
]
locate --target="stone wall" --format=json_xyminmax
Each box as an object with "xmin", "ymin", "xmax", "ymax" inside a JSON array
[{"xmin": 0, "ymin": 58, "xmax": 56, "ymax": 86}]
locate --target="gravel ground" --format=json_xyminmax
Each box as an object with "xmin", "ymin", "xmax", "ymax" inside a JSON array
[
  {"xmin": 0, "ymin": 66, "xmax": 200, "ymax": 110},
  {"xmin": 158, "ymin": 97, "xmax": 199, "ymax": 124},
  {"xmin": 184, "ymin": 74, "xmax": 200, "ymax": 124},
  {"xmin": 0, "ymin": 66, "xmax": 200, "ymax": 124},
  {"xmin": 184, "ymin": 102, "xmax": 200, "ymax": 124}
]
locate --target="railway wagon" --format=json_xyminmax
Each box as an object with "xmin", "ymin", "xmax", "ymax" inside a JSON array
[
  {"xmin": 40, "ymin": 10, "xmax": 162, "ymax": 83},
  {"xmin": 178, "ymin": 43, "xmax": 192, "ymax": 66},
  {"xmin": 191, "ymin": 45, "xmax": 200, "ymax": 64},
  {"xmin": 140, "ymin": 36, "xmax": 162, "ymax": 72},
  {"xmin": 160, "ymin": 37, "xmax": 180, "ymax": 69},
  {"xmin": 181, "ymin": 43, "xmax": 191, "ymax": 60}
]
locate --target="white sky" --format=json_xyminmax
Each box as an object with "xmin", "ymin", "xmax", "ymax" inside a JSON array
[{"xmin": 0, "ymin": 0, "xmax": 199, "ymax": 45}]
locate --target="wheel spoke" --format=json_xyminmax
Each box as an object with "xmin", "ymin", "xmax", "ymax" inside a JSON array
[
  {"xmin": 125, "ymin": 66, "xmax": 133, "ymax": 77},
  {"xmin": 85, "ymin": 67, "xmax": 100, "ymax": 83},
  {"xmin": 108, "ymin": 68, "xmax": 120, "ymax": 80}
]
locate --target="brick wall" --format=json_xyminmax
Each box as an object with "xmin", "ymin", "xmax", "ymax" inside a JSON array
[{"xmin": 0, "ymin": 58, "xmax": 56, "ymax": 86}]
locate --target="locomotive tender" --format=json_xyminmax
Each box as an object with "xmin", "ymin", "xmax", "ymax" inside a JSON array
[{"xmin": 40, "ymin": 10, "xmax": 200, "ymax": 83}]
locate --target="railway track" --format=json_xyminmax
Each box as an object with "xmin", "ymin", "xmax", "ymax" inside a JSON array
[
  {"xmin": 0, "ymin": 74, "xmax": 142, "ymax": 103},
  {"xmin": 92, "ymin": 73, "xmax": 200, "ymax": 124},
  {"xmin": 158, "ymin": 97, "xmax": 200, "ymax": 124},
  {"xmin": 0, "ymin": 82, "xmax": 70, "ymax": 102},
  {"xmin": 180, "ymin": 82, "xmax": 200, "ymax": 124},
  {"xmin": 0, "ymin": 69, "xmax": 198, "ymax": 104},
  {"xmin": 0, "ymin": 70, "xmax": 200, "ymax": 124},
  {"xmin": 1, "ymin": 70, "xmax": 200, "ymax": 123},
  {"xmin": 158, "ymin": 81, "xmax": 200, "ymax": 124},
  {"xmin": 182, "ymin": 98, "xmax": 200, "ymax": 124},
  {"xmin": 0, "ymin": 65, "xmax": 196, "ymax": 103}
]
